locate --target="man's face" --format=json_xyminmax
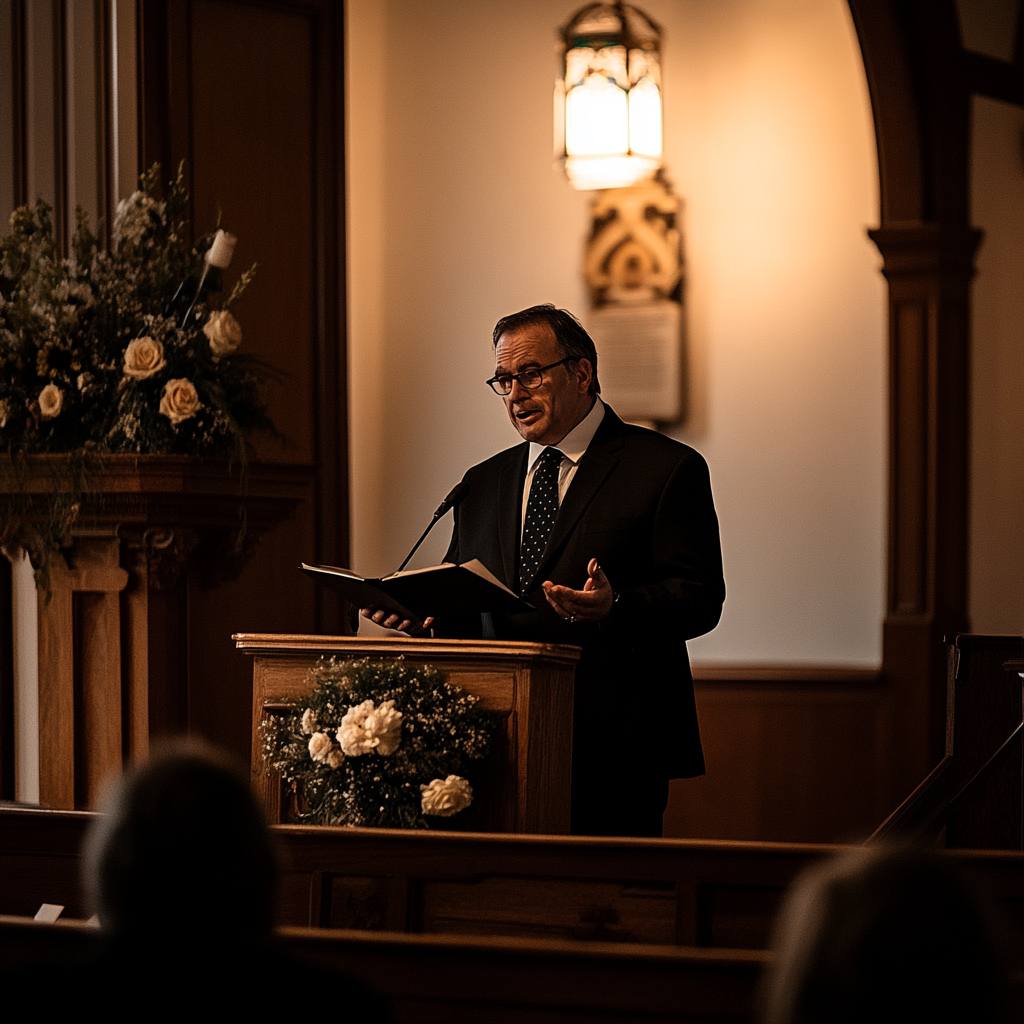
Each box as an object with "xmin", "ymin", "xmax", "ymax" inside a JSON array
[{"xmin": 493, "ymin": 322, "xmax": 594, "ymax": 446}]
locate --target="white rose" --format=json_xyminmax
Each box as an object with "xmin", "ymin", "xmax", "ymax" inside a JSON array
[
  {"xmin": 159, "ymin": 378, "xmax": 200, "ymax": 425},
  {"xmin": 123, "ymin": 336, "xmax": 166, "ymax": 379},
  {"xmin": 326, "ymin": 748, "xmax": 345, "ymax": 770},
  {"xmin": 203, "ymin": 310, "xmax": 243, "ymax": 358},
  {"xmin": 39, "ymin": 384, "xmax": 63, "ymax": 420},
  {"xmin": 420, "ymin": 776, "xmax": 473, "ymax": 817},
  {"xmin": 300, "ymin": 708, "xmax": 318, "ymax": 735},
  {"xmin": 337, "ymin": 699, "xmax": 403, "ymax": 757},
  {"xmin": 205, "ymin": 229, "xmax": 237, "ymax": 269},
  {"xmin": 308, "ymin": 731, "xmax": 333, "ymax": 762}
]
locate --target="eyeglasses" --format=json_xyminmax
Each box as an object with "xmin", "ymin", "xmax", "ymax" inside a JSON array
[{"xmin": 485, "ymin": 358, "xmax": 572, "ymax": 396}]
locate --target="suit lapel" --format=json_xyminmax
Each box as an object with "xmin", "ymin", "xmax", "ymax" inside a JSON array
[{"xmin": 497, "ymin": 445, "xmax": 528, "ymax": 587}]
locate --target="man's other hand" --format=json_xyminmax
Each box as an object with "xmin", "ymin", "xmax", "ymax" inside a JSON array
[
  {"xmin": 542, "ymin": 558, "xmax": 614, "ymax": 623},
  {"xmin": 359, "ymin": 607, "xmax": 435, "ymax": 635}
]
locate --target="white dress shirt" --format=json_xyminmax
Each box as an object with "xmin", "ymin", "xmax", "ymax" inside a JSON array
[{"xmin": 520, "ymin": 397, "xmax": 606, "ymax": 538}]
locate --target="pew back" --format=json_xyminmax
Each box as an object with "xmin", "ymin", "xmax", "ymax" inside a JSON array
[
  {"xmin": 0, "ymin": 915, "xmax": 767, "ymax": 1023},
  {"xmin": 3, "ymin": 804, "xmax": 1022, "ymax": 961}
]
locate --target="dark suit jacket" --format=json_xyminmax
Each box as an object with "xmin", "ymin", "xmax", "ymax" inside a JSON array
[{"xmin": 441, "ymin": 404, "xmax": 725, "ymax": 781}]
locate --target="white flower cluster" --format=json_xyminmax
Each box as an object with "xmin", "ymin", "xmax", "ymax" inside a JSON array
[
  {"xmin": 338, "ymin": 699, "xmax": 403, "ymax": 756},
  {"xmin": 420, "ymin": 776, "xmax": 472, "ymax": 816},
  {"xmin": 113, "ymin": 191, "xmax": 163, "ymax": 248}
]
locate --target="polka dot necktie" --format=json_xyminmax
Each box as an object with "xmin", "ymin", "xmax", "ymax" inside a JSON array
[{"xmin": 519, "ymin": 447, "xmax": 563, "ymax": 594}]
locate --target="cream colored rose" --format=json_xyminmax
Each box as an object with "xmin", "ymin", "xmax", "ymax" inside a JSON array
[
  {"xmin": 326, "ymin": 748, "xmax": 345, "ymax": 770},
  {"xmin": 420, "ymin": 776, "xmax": 472, "ymax": 817},
  {"xmin": 337, "ymin": 699, "xmax": 403, "ymax": 756},
  {"xmin": 308, "ymin": 731, "xmax": 333, "ymax": 762},
  {"xmin": 203, "ymin": 310, "xmax": 242, "ymax": 358},
  {"xmin": 39, "ymin": 384, "xmax": 63, "ymax": 420},
  {"xmin": 123, "ymin": 336, "xmax": 166, "ymax": 379},
  {"xmin": 159, "ymin": 379, "xmax": 200, "ymax": 425},
  {"xmin": 301, "ymin": 708, "xmax": 318, "ymax": 735}
]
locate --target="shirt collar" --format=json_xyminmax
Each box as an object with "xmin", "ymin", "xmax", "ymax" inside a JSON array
[{"xmin": 527, "ymin": 397, "xmax": 605, "ymax": 471}]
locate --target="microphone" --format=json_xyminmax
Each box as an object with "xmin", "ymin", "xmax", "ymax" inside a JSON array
[{"xmin": 395, "ymin": 481, "xmax": 468, "ymax": 573}]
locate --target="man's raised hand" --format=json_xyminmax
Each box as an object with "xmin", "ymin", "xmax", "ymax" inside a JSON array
[{"xmin": 541, "ymin": 558, "xmax": 614, "ymax": 623}]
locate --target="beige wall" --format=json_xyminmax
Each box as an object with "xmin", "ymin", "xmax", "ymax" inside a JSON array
[
  {"xmin": 346, "ymin": 0, "xmax": 887, "ymax": 665},
  {"xmin": 969, "ymin": 95, "xmax": 1024, "ymax": 634}
]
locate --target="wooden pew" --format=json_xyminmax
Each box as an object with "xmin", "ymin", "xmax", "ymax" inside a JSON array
[
  {"xmin": 0, "ymin": 915, "xmax": 767, "ymax": 1023},
  {"xmin": 273, "ymin": 822, "xmax": 841, "ymax": 948},
  {"xmin": 4, "ymin": 804, "xmax": 1023, "ymax": 962}
]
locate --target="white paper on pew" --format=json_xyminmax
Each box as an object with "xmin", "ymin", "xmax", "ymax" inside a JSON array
[{"xmin": 34, "ymin": 903, "xmax": 64, "ymax": 922}]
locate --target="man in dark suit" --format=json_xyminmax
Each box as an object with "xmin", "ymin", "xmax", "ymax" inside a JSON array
[{"xmin": 366, "ymin": 305, "xmax": 724, "ymax": 836}]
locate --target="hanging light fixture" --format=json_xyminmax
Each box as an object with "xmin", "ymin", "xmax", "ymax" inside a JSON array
[{"xmin": 555, "ymin": 2, "xmax": 663, "ymax": 191}]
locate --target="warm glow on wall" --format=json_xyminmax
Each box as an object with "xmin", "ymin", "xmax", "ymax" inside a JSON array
[{"xmin": 556, "ymin": 3, "xmax": 663, "ymax": 190}]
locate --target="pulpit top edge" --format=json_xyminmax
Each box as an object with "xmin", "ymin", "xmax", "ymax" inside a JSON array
[{"xmin": 232, "ymin": 632, "xmax": 582, "ymax": 663}]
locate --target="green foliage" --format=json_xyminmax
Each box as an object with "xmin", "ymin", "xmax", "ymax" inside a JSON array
[{"xmin": 262, "ymin": 657, "xmax": 497, "ymax": 829}]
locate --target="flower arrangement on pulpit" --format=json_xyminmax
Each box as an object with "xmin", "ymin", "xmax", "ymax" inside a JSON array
[
  {"xmin": 262, "ymin": 657, "xmax": 497, "ymax": 829},
  {"xmin": 0, "ymin": 163, "xmax": 278, "ymax": 567}
]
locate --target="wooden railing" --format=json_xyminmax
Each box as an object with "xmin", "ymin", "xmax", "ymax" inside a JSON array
[{"xmin": 872, "ymin": 634, "xmax": 1024, "ymax": 849}]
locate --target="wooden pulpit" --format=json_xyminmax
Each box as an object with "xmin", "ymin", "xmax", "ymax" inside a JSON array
[{"xmin": 236, "ymin": 634, "xmax": 581, "ymax": 834}]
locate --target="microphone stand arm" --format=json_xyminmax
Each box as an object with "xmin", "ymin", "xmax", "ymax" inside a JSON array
[{"xmin": 396, "ymin": 515, "xmax": 440, "ymax": 574}]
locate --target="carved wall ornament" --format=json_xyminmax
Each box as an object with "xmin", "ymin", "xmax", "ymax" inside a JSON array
[
  {"xmin": 582, "ymin": 176, "xmax": 685, "ymax": 425},
  {"xmin": 584, "ymin": 177, "xmax": 682, "ymax": 306}
]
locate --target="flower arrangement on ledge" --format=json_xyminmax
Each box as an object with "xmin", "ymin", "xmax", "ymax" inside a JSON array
[
  {"xmin": 262, "ymin": 657, "xmax": 497, "ymax": 829},
  {"xmin": 0, "ymin": 162, "xmax": 275, "ymax": 459},
  {"xmin": 0, "ymin": 163, "xmax": 279, "ymax": 578}
]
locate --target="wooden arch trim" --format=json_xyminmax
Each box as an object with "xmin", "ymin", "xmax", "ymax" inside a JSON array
[{"xmin": 846, "ymin": 0, "xmax": 983, "ymax": 804}]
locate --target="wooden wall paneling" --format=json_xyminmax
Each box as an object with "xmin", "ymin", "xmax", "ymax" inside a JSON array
[
  {"xmin": 665, "ymin": 668, "xmax": 888, "ymax": 844},
  {"xmin": 2, "ymin": 0, "xmax": 121, "ymax": 239},
  {"xmin": 21, "ymin": 1, "xmax": 58, "ymax": 234},
  {"xmin": 310, "ymin": 0, "xmax": 349, "ymax": 633},
  {"xmin": 0, "ymin": 0, "xmax": 28, "ymax": 218},
  {"xmin": 137, "ymin": 0, "xmax": 348, "ymax": 766},
  {"xmin": 137, "ymin": 0, "xmax": 191, "ymax": 209},
  {"xmin": 0, "ymin": 557, "xmax": 13, "ymax": 800},
  {"xmin": 0, "ymin": 0, "xmax": 23, "ymax": 800},
  {"xmin": 64, "ymin": 0, "xmax": 116, "ymax": 245}
]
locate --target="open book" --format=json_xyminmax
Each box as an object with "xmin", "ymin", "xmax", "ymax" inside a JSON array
[{"xmin": 299, "ymin": 559, "xmax": 533, "ymax": 623}]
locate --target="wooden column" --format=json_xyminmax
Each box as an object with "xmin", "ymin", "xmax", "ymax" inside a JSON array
[
  {"xmin": 38, "ymin": 534, "xmax": 128, "ymax": 808},
  {"xmin": 869, "ymin": 224, "xmax": 982, "ymax": 803},
  {"xmin": 3, "ymin": 456, "xmax": 313, "ymax": 808}
]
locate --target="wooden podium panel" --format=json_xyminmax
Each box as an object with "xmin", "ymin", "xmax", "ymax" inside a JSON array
[{"xmin": 236, "ymin": 634, "xmax": 581, "ymax": 834}]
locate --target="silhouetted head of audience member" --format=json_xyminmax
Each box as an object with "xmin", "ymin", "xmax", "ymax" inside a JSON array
[
  {"xmin": 83, "ymin": 740, "xmax": 278, "ymax": 943},
  {"xmin": 760, "ymin": 843, "xmax": 1012, "ymax": 1024}
]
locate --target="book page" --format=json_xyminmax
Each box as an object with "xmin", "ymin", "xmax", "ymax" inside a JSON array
[
  {"xmin": 384, "ymin": 562, "xmax": 457, "ymax": 580},
  {"xmin": 301, "ymin": 562, "xmax": 367, "ymax": 581},
  {"xmin": 461, "ymin": 559, "xmax": 517, "ymax": 596}
]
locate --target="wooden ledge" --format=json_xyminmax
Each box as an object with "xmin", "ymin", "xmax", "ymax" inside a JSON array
[{"xmin": 233, "ymin": 632, "xmax": 583, "ymax": 663}]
